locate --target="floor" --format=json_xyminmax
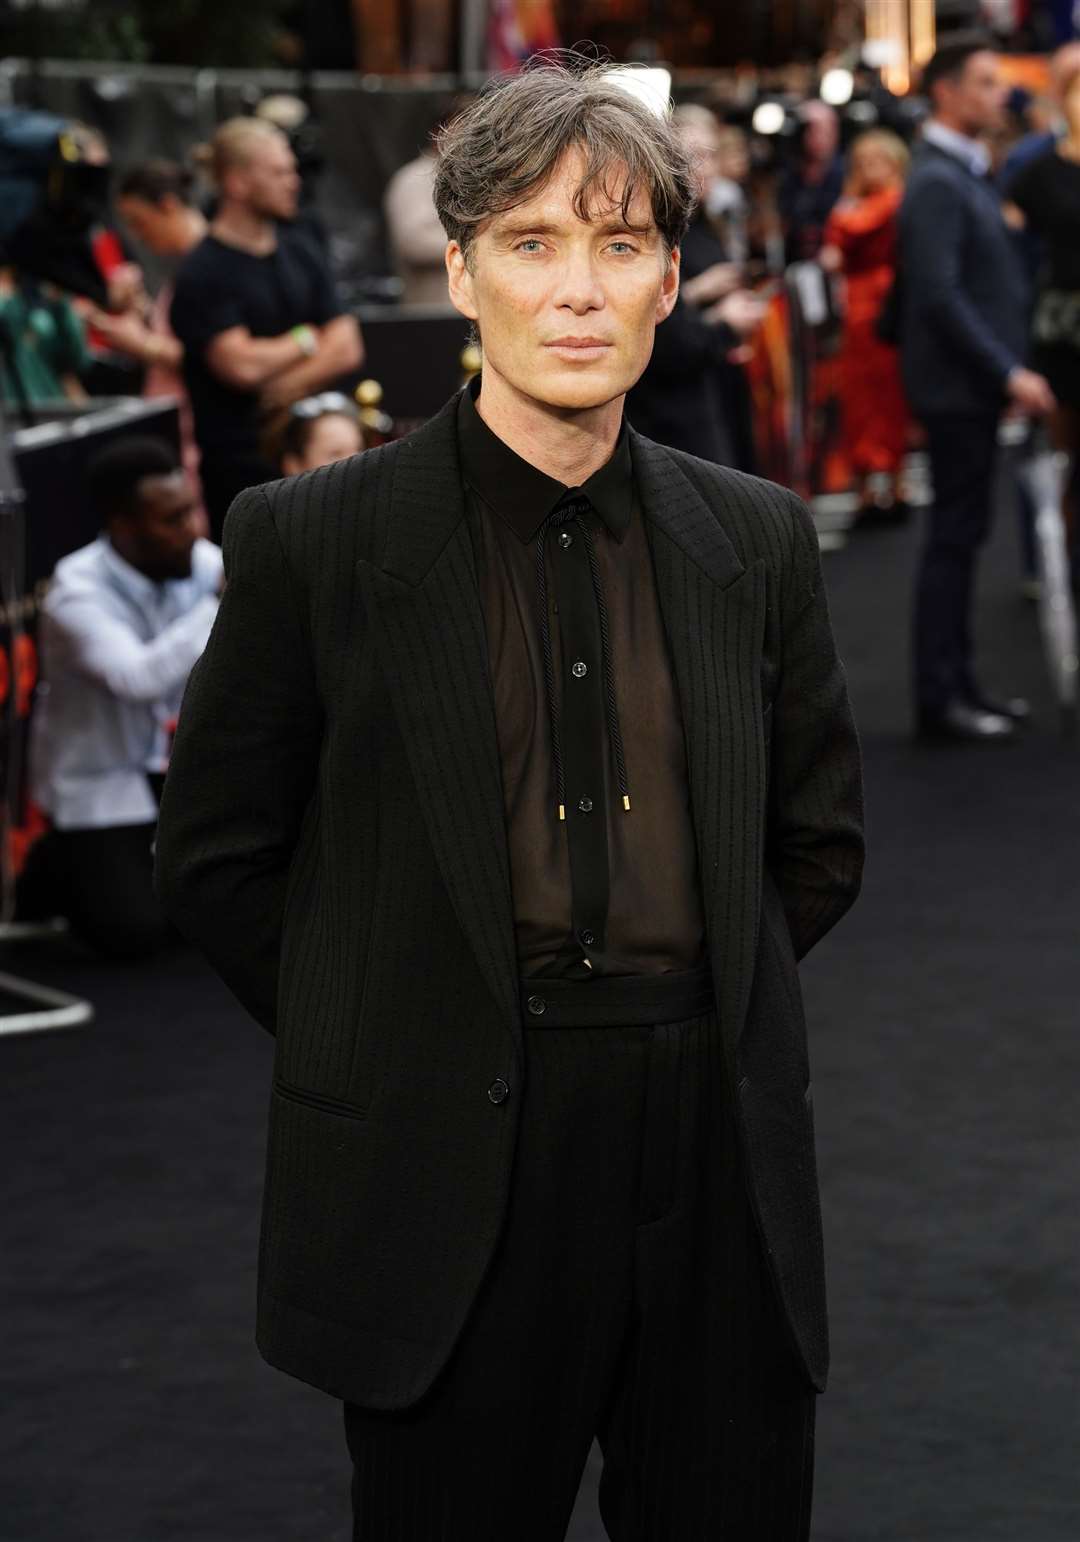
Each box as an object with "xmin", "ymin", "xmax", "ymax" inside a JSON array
[{"xmin": 3, "ymin": 471, "xmax": 1079, "ymax": 1540}]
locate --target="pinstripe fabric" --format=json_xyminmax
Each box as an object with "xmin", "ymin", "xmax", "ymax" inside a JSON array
[
  {"xmin": 344, "ymin": 1006, "xmax": 814, "ymax": 1541},
  {"xmin": 155, "ymin": 389, "xmax": 864, "ymax": 1415}
]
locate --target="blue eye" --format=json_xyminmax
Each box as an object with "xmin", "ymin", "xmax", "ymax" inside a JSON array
[{"xmin": 517, "ymin": 239, "xmax": 544, "ymax": 253}]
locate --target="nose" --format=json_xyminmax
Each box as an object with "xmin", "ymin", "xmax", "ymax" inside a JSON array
[{"xmin": 551, "ymin": 247, "xmax": 606, "ymax": 315}]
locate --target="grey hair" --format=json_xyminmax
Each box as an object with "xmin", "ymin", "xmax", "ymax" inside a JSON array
[{"xmin": 432, "ymin": 56, "xmax": 696, "ymax": 263}]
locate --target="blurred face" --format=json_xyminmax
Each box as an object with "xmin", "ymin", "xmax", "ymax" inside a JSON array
[
  {"xmin": 1050, "ymin": 45, "xmax": 1080, "ymax": 107},
  {"xmin": 227, "ymin": 133, "xmax": 301, "ymax": 221},
  {"xmin": 446, "ymin": 147, "xmax": 679, "ymax": 417},
  {"xmin": 112, "ymin": 471, "xmax": 201, "ymax": 581},
  {"xmin": 937, "ymin": 51, "xmax": 1005, "ymax": 137},
  {"xmin": 678, "ymin": 119, "xmax": 723, "ymax": 202},
  {"xmin": 117, "ymin": 193, "xmax": 187, "ymax": 256},
  {"xmin": 802, "ymin": 107, "xmax": 838, "ymax": 161},
  {"xmin": 852, "ymin": 142, "xmax": 900, "ymax": 193},
  {"xmin": 716, "ymin": 129, "xmax": 750, "ymax": 184},
  {"xmin": 282, "ymin": 412, "xmax": 363, "ymax": 474}
]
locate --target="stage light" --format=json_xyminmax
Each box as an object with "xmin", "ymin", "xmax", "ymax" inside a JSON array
[
  {"xmin": 610, "ymin": 66, "xmax": 673, "ymax": 118},
  {"xmin": 752, "ymin": 101, "xmax": 786, "ymax": 136},
  {"xmin": 820, "ymin": 68, "xmax": 854, "ymax": 106}
]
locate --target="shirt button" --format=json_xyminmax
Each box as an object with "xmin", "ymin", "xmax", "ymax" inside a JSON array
[
  {"xmin": 577, "ymin": 796, "xmax": 593, "ymax": 813},
  {"xmin": 488, "ymin": 1078, "xmax": 510, "ymax": 1104},
  {"xmin": 526, "ymin": 994, "xmax": 547, "ymax": 1016},
  {"xmin": 558, "ymin": 531, "xmax": 574, "ymax": 549},
  {"xmin": 571, "ymin": 660, "xmax": 588, "ymax": 678}
]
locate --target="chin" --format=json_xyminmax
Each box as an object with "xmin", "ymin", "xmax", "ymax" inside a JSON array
[{"xmin": 532, "ymin": 365, "xmax": 633, "ymax": 413}]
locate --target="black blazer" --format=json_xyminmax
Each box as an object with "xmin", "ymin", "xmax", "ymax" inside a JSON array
[
  {"xmin": 898, "ymin": 140, "xmax": 1029, "ymax": 417},
  {"xmin": 155, "ymin": 394, "xmax": 864, "ymax": 1410}
]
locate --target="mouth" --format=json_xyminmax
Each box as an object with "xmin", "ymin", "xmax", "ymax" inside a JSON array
[{"xmin": 544, "ymin": 338, "xmax": 614, "ymax": 359}]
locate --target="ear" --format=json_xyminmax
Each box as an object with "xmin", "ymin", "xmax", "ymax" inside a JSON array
[
  {"xmin": 446, "ymin": 240, "xmax": 479, "ymax": 323},
  {"xmin": 656, "ymin": 245, "xmax": 680, "ymax": 324}
]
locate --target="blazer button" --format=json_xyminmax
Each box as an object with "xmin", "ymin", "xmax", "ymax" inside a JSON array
[
  {"xmin": 526, "ymin": 994, "xmax": 547, "ymax": 1016},
  {"xmin": 488, "ymin": 1078, "xmax": 510, "ymax": 1104}
]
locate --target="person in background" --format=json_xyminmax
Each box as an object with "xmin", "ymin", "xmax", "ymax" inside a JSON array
[
  {"xmin": 627, "ymin": 103, "xmax": 764, "ymax": 466},
  {"xmin": 999, "ymin": 42, "xmax": 1080, "ymax": 190},
  {"xmin": 711, "ymin": 123, "xmax": 753, "ymax": 262},
  {"xmin": 779, "ymin": 100, "xmax": 845, "ymax": 263},
  {"xmin": 1003, "ymin": 45, "xmax": 1080, "ymax": 595},
  {"xmin": 85, "ymin": 159, "xmax": 210, "ymax": 537},
  {"xmin": 279, "ymin": 391, "xmax": 364, "ymax": 475},
  {"xmin": 59, "ymin": 122, "xmax": 149, "ymax": 396},
  {"xmin": 899, "ymin": 34, "xmax": 1055, "ymax": 744},
  {"xmin": 674, "ymin": 106, "xmax": 763, "ymax": 471},
  {"xmin": 20, "ymin": 437, "xmax": 221, "ymax": 958},
  {"xmin": 169, "ymin": 117, "xmax": 363, "ymax": 539},
  {"xmin": 0, "ymin": 266, "xmax": 88, "ymax": 411},
  {"xmin": 383, "ymin": 104, "xmax": 459, "ymax": 306},
  {"xmin": 820, "ymin": 129, "xmax": 911, "ymax": 525}
]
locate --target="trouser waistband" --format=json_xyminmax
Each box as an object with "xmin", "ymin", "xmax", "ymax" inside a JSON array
[{"xmin": 519, "ymin": 963, "xmax": 715, "ymax": 1028}]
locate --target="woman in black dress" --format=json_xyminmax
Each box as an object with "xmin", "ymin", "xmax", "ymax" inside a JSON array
[{"xmin": 1006, "ymin": 66, "xmax": 1080, "ymax": 555}]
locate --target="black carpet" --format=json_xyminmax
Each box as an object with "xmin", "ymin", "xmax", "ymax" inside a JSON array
[{"xmin": 3, "ymin": 478, "xmax": 1079, "ymax": 1541}]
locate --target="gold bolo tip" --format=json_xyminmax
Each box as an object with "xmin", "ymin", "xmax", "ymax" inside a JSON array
[
  {"xmin": 558, "ymin": 803, "xmax": 566, "ymax": 821},
  {"xmin": 622, "ymin": 794, "xmax": 631, "ymax": 811}
]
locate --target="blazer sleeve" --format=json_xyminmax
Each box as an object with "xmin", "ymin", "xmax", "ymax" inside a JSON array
[
  {"xmin": 767, "ymin": 493, "xmax": 865, "ymax": 959},
  {"xmin": 901, "ymin": 172, "xmax": 1019, "ymax": 388},
  {"xmin": 154, "ymin": 484, "xmax": 323, "ymax": 1034}
]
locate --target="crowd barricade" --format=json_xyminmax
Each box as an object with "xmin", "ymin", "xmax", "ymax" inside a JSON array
[{"xmin": 355, "ymin": 306, "xmax": 471, "ymax": 424}]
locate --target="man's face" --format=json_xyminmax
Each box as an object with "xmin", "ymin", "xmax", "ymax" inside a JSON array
[
  {"xmin": 943, "ymin": 51, "xmax": 1006, "ymax": 137},
  {"xmin": 233, "ymin": 134, "xmax": 301, "ymax": 221},
  {"xmin": 445, "ymin": 147, "xmax": 679, "ymax": 416},
  {"xmin": 114, "ymin": 472, "xmax": 201, "ymax": 581}
]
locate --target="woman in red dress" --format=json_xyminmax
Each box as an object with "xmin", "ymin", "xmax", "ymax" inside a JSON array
[{"xmin": 821, "ymin": 130, "xmax": 911, "ymax": 524}]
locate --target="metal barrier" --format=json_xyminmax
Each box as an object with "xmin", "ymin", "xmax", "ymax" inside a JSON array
[{"xmin": 0, "ymin": 398, "xmax": 130, "ymax": 1037}]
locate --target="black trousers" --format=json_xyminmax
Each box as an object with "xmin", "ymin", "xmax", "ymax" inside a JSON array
[
  {"xmin": 343, "ymin": 969, "xmax": 816, "ymax": 1541},
  {"xmin": 914, "ymin": 411, "xmax": 1001, "ymax": 714},
  {"xmin": 16, "ymin": 777, "xmax": 170, "ymax": 959}
]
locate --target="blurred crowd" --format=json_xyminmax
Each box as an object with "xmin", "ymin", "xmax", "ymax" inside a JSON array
[{"xmin": 5, "ymin": 30, "xmax": 1080, "ymax": 954}]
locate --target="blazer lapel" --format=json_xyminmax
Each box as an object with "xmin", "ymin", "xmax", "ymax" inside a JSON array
[
  {"xmin": 631, "ymin": 431, "xmax": 769, "ymax": 1050},
  {"xmin": 356, "ymin": 398, "xmax": 521, "ymax": 1038}
]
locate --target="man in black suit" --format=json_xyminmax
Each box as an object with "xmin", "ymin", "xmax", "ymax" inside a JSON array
[
  {"xmin": 156, "ymin": 59, "xmax": 863, "ymax": 1541},
  {"xmin": 899, "ymin": 35, "xmax": 1055, "ymax": 743}
]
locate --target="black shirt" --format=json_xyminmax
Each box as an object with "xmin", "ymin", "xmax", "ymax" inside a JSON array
[
  {"xmin": 458, "ymin": 381, "xmax": 707, "ymax": 980},
  {"xmin": 169, "ymin": 227, "xmax": 344, "ymax": 468},
  {"xmin": 1009, "ymin": 147, "xmax": 1080, "ymax": 292}
]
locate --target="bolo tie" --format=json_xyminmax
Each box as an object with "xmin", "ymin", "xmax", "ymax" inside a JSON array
[{"xmin": 533, "ymin": 494, "xmax": 632, "ymax": 824}]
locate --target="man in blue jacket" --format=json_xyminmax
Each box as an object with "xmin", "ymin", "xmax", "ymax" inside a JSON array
[{"xmin": 900, "ymin": 34, "xmax": 1055, "ymax": 742}]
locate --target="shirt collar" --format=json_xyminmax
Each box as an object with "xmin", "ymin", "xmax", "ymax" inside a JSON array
[
  {"xmin": 99, "ymin": 535, "xmax": 167, "ymax": 606},
  {"xmin": 457, "ymin": 375, "xmax": 633, "ymax": 544},
  {"xmin": 922, "ymin": 119, "xmax": 992, "ymax": 179}
]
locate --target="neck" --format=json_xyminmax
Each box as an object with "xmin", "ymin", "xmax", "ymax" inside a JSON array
[
  {"xmin": 475, "ymin": 367, "xmax": 623, "ymax": 486},
  {"xmin": 210, "ymin": 201, "xmax": 276, "ymax": 255},
  {"xmin": 180, "ymin": 207, "xmax": 208, "ymax": 251},
  {"xmin": 931, "ymin": 113, "xmax": 975, "ymax": 141}
]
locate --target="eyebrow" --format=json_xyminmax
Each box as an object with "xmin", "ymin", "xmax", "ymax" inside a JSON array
[{"xmin": 493, "ymin": 216, "xmax": 655, "ymax": 240}]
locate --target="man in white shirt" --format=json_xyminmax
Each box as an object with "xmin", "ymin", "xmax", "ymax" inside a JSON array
[{"xmin": 21, "ymin": 436, "xmax": 222, "ymax": 956}]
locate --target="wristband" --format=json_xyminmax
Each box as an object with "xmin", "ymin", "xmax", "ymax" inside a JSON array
[{"xmin": 291, "ymin": 324, "xmax": 317, "ymax": 358}]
